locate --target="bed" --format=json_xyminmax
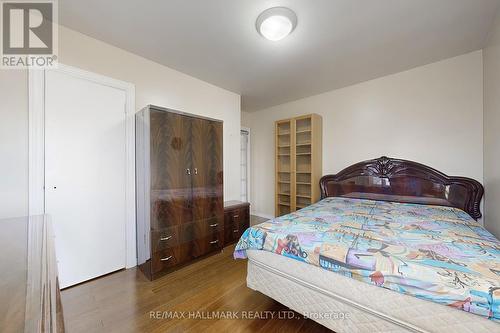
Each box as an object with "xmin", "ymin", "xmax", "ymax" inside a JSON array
[{"xmin": 234, "ymin": 156, "xmax": 500, "ymax": 332}]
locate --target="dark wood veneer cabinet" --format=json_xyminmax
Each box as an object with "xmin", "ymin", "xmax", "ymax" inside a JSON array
[
  {"xmin": 223, "ymin": 201, "xmax": 250, "ymax": 246},
  {"xmin": 136, "ymin": 105, "xmax": 223, "ymax": 280}
]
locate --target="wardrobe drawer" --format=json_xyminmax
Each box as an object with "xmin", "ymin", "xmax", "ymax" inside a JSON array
[
  {"xmin": 193, "ymin": 217, "xmax": 223, "ymax": 237},
  {"xmin": 151, "ymin": 241, "xmax": 195, "ymax": 274},
  {"xmin": 233, "ymin": 220, "xmax": 246, "ymax": 240},
  {"xmin": 224, "ymin": 214, "xmax": 243, "ymax": 242},
  {"xmin": 151, "ymin": 248, "xmax": 179, "ymax": 273},
  {"xmin": 151, "ymin": 227, "xmax": 179, "ymax": 253},
  {"xmin": 223, "ymin": 202, "xmax": 250, "ymax": 246},
  {"xmin": 228, "ymin": 209, "xmax": 241, "ymax": 224},
  {"xmin": 192, "ymin": 235, "xmax": 223, "ymax": 258}
]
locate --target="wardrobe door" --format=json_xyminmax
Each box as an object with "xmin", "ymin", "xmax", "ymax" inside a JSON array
[
  {"xmin": 149, "ymin": 111, "xmax": 194, "ymax": 265},
  {"xmin": 191, "ymin": 118, "xmax": 224, "ymax": 257}
]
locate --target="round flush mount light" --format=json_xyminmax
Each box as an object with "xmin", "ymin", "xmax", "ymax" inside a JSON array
[{"xmin": 256, "ymin": 7, "xmax": 297, "ymax": 41}]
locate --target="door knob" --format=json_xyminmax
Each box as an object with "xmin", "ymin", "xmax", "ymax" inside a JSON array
[
  {"xmin": 194, "ymin": 168, "xmax": 198, "ymax": 175},
  {"xmin": 186, "ymin": 168, "xmax": 191, "ymax": 175}
]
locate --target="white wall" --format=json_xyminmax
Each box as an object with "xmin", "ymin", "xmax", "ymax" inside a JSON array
[
  {"xmin": 484, "ymin": 11, "xmax": 500, "ymax": 238},
  {"xmin": 0, "ymin": 25, "xmax": 241, "ymax": 219},
  {"xmin": 0, "ymin": 71, "xmax": 28, "ymax": 218},
  {"xmin": 244, "ymin": 51, "xmax": 484, "ymax": 217},
  {"xmin": 241, "ymin": 111, "xmax": 252, "ymax": 128}
]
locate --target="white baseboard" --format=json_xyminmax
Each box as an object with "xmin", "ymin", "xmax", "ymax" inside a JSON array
[{"xmin": 251, "ymin": 211, "xmax": 274, "ymax": 220}]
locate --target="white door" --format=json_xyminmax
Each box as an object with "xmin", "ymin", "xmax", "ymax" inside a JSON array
[{"xmin": 45, "ymin": 70, "xmax": 127, "ymax": 288}]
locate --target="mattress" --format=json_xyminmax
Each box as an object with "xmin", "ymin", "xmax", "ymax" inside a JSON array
[
  {"xmin": 235, "ymin": 197, "xmax": 500, "ymax": 321},
  {"xmin": 246, "ymin": 249, "xmax": 498, "ymax": 332}
]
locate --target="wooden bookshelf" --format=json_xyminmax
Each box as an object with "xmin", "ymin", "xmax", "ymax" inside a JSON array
[
  {"xmin": 275, "ymin": 119, "xmax": 293, "ymax": 217},
  {"xmin": 275, "ymin": 114, "xmax": 322, "ymax": 217}
]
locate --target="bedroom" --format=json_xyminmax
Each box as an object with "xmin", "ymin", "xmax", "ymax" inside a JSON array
[{"xmin": 0, "ymin": 0, "xmax": 499, "ymax": 332}]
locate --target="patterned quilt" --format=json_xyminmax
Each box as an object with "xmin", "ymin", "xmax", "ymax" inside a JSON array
[{"xmin": 234, "ymin": 197, "xmax": 500, "ymax": 321}]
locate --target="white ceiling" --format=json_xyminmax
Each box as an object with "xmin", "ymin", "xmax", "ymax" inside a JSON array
[{"xmin": 60, "ymin": 0, "xmax": 500, "ymax": 112}]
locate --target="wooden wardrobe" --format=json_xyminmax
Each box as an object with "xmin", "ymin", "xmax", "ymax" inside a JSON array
[
  {"xmin": 275, "ymin": 114, "xmax": 322, "ymax": 217},
  {"xmin": 136, "ymin": 105, "xmax": 223, "ymax": 280}
]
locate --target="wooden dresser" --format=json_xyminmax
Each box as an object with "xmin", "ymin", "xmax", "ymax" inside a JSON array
[
  {"xmin": 224, "ymin": 201, "xmax": 250, "ymax": 246},
  {"xmin": 0, "ymin": 216, "xmax": 64, "ymax": 332},
  {"xmin": 136, "ymin": 105, "xmax": 224, "ymax": 280}
]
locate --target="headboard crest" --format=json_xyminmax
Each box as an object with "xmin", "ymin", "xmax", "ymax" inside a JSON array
[
  {"xmin": 369, "ymin": 156, "xmax": 398, "ymax": 176},
  {"xmin": 320, "ymin": 156, "xmax": 484, "ymax": 220}
]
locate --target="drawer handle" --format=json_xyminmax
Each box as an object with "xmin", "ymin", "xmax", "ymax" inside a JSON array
[
  {"xmin": 210, "ymin": 240, "xmax": 219, "ymax": 244},
  {"xmin": 233, "ymin": 214, "xmax": 239, "ymax": 218},
  {"xmin": 233, "ymin": 229, "xmax": 239, "ymax": 233},
  {"xmin": 160, "ymin": 255, "xmax": 172, "ymax": 261},
  {"xmin": 209, "ymin": 223, "xmax": 218, "ymax": 227},
  {"xmin": 160, "ymin": 235, "xmax": 172, "ymax": 241}
]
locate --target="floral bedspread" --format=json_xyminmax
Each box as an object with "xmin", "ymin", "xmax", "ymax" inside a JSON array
[{"xmin": 234, "ymin": 197, "xmax": 500, "ymax": 321}]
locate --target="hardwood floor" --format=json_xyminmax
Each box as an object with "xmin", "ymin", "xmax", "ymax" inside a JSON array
[
  {"xmin": 61, "ymin": 216, "xmax": 329, "ymax": 333},
  {"xmin": 250, "ymin": 214, "xmax": 268, "ymax": 226}
]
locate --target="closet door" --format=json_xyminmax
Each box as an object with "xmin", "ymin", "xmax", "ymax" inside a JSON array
[
  {"xmin": 149, "ymin": 111, "xmax": 194, "ymax": 271},
  {"xmin": 44, "ymin": 70, "xmax": 127, "ymax": 288},
  {"xmin": 191, "ymin": 118, "xmax": 224, "ymax": 257}
]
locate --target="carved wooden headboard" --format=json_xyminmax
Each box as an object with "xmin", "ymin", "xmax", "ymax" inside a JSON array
[{"xmin": 319, "ymin": 156, "xmax": 484, "ymax": 220}]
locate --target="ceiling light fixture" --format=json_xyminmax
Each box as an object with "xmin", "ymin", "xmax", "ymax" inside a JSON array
[{"xmin": 256, "ymin": 7, "xmax": 297, "ymax": 41}]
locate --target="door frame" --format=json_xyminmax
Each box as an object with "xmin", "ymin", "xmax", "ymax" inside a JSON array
[
  {"xmin": 28, "ymin": 63, "xmax": 137, "ymax": 268},
  {"xmin": 241, "ymin": 126, "xmax": 251, "ymax": 203}
]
